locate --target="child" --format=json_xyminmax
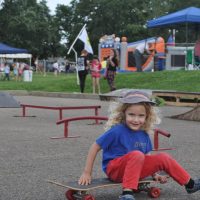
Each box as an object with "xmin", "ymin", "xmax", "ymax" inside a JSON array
[
  {"xmin": 13, "ymin": 63, "xmax": 19, "ymax": 81},
  {"xmin": 90, "ymin": 56, "xmax": 102, "ymax": 94},
  {"xmin": 53, "ymin": 61, "xmax": 59, "ymax": 76},
  {"xmin": 106, "ymin": 49, "xmax": 119, "ymax": 91},
  {"xmin": 18, "ymin": 64, "xmax": 23, "ymax": 81},
  {"xmin": 3, "ymin": 63, "xmax": 10, "ymax": 81},
  {"xmin": 79, "ymin": 90, "xmax": 200, "ymax": 200}
]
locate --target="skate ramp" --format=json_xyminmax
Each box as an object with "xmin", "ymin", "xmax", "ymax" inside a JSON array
[{"xmin": 0, "ymin": 92, "xmax": 20, "ymax": 108}]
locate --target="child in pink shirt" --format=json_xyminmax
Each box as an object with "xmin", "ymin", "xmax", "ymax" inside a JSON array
[{"xmin": 90, "ymin": 56, "xmax": 102, "ymax": 94}]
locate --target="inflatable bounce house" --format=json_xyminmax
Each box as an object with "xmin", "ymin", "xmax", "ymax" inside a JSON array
[{"xmin": 98, "ymin": 35, "xmax": 165, "ymax": 72}]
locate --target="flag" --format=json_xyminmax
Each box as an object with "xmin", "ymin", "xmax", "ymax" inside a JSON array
[
  {"xmin": 167, "ymin": 35, "xmax": 175, "ymax": 46},
  {"xmin": 78, "ymin": 27, "xmax": 93, "ymax": 54}
]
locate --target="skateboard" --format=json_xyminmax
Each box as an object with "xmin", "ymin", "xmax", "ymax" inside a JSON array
[{"xmin": 48, "ymin": 177, "xmax": 162, "ymax": 200}]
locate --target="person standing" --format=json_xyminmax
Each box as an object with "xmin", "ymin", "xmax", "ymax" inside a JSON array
[
  {"xmin": 53, "ymin": 61, "xmax": 59, "ymax": 76},
  {"xmin": 77, "ymin": 49, "xmax": 90, "ymax": 93},
  {"xmin": 13, "ymin": 62, "xmax": 19, "ymax": 81},
  {"xmin": 155, "ymin": 37, "xmax": 166, "ymax": 71},
  {"xmin": 90, "ymin": 56, "xmax": 102, "ymax": 94},
  {"xmin": 134, "ymin": 41, "xmax": 149, "ymax": 72},
  {"xmin": 34, "ymin": 57, "xmax": 42, "ymax": 74},
  {"xmin": 3, "ymin": 63, "xmax": 10, "ymax": 81},
  {"xmin": 101, "ymin": 56, "xmax": 108, "ymax": 76},
  {"xmin": 65, "ymin": 61, "xmax": 70, "ymax": 73},
  {"xmin": 105, "ymin": 49, "xmax": 119, "ymax": 91},
  {"xmin": 194, "ymin": 37, "xmax": 200, "ymax": 64},
  {"xmin": 18, "ymin": 63, "xmax": 23, "ymax": 81}
]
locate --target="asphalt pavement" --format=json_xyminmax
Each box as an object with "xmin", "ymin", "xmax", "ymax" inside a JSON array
[{"xmin": 0, "ymin": 94, "xmax": 199, "ymax": 200}]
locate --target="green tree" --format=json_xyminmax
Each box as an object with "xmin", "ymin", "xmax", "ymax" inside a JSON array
[
  {"xmin": 57, "ymin": 0, "xmax": 183, "ymax": 54},
  {"xmin": 1, "ymin": 0, "xmax": 200, "ymax": 58},
  {"xmin": 0, "ymin": 0, "xmax": 64, "ymax": 58}
]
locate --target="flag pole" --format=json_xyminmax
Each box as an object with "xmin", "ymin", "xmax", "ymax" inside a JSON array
[
  {"xmin": 72, "ymin": 47, "xmax": 80, "ymax": 85},
  {"xmin": 67, "ymin": 24, "xmax": 87, "ymax": 55}
]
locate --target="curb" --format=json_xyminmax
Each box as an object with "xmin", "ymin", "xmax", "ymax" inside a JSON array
[{"xmin": 4, "ymin": 90, "xmax": 100, "ymax": 100}]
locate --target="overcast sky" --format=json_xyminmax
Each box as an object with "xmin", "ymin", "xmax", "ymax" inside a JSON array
[
  {"xmin": 42, "ymin": 0, "xmax": 72, "ymax": 14},
  {"xmin": 0, "ymin": 1, "xmax": 71, "ymax": 14}
]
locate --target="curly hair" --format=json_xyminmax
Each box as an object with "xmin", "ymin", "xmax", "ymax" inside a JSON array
[{"xmin": 104, "ymin": 101, "xmax": 161, "ymax": 134}]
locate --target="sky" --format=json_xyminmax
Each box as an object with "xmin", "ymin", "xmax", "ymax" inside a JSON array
[
  {"xmin": 42, "ymin": 0, "xmax": 72, "ymax": 14},
  {"xmin": 0, "ymin": 0, "xmax": 71, "ymax": 14}
]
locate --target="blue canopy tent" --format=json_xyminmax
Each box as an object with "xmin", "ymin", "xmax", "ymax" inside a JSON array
[
  {"xmin": 0, "ymin": 43, "xmax": 31, "ymax": 65},
  {"xmin": 147, "ymin": 7, "xmax": 200, "ymax": 28},
  {"xmin": 147, "ymin": 7, "xmax": 200, "ymax": 44},
  {"xmin": 0, "ymin": 43, "xmax": 28, "ymax": 54}
]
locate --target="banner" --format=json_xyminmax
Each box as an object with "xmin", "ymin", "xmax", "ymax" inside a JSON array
[
  {"xmin": 78, "ymin": 27, "xmax": 93, "ymax": 54},
  {"xmin": 167, "ymin": 35, "xmax": 175, "ymax": 46}
]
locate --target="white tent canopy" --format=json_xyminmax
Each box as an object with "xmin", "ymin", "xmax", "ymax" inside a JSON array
[
  {"xmin": 0, "ymin": 43, "xmax": 32, "ymax": 66},
  {"xmin": 0, "ymin": 53, "xmax": 32, "ymax": 58}
]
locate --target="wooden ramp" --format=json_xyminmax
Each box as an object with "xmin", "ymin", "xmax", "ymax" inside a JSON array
[
  {"xmin": 170, "ymin": 106, "xmax": 200, "ymax": 121},
  {"xmin": 152, "ymin": 91, "xmax": 200, "ymax": 107}
]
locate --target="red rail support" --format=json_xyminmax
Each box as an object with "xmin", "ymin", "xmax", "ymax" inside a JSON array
[
  {"xmin": 153, "ymin": 128, "xmax": 174, "ymax": 151},
  {"xmin": 22, "ymin": 104, "xmax": 26, "ymax": 117},
  {"xmin": 19, "ymin": 104, "xmax": 101, "ymax": 121},
  {"xmin": 52, "ymin": 116, "xmax": 108, "ymax": 139}
]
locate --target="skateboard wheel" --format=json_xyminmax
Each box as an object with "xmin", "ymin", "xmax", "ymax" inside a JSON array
[
  {"xmin": 65, "ymin": 189, "xmax": 75, "ymax": 200},
  {"xmin": 148, "ymin": 187, "xmax": 161, "ymax": 198},
  {"xmin": 83, "ymin": 194, "xmax": 95, "ymax": 200}
]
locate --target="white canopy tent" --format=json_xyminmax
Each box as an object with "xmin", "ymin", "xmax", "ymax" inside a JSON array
[
  {"xmin": 0, "ymin": 53, "xmax": 32, "ymax": 59},
  {"xmin": 0, "ymin": 53, "xmax": 32, "ymax": 66},
  {"xmin": 0, "ymin": 43, "xmax": 32, "ymax": 66}
]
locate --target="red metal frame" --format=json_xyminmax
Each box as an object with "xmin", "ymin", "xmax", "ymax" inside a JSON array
[
  {"xmin": 20, "ymin": 104, "xmax": 101, "ymax": 121},
  {"xmin": 153, "ymin": 128, "xmax": 174, "ymax": 151},
  {"xmin": 21, "ymin": 105, "xmax": 174, "ymax": 149},
  {"xmin": 53, "ymin": 118, "xmax": 174, "ymax": 151},
  {"xmin": 54, "ymin": 117, "xmax": 174, "ymax": 151},
  {"xmin": 52, "ymin": 116, "xmax": 108, "ymax": 139}
]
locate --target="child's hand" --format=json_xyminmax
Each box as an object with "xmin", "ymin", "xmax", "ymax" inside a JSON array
[
  {"xmin": 78, "ymin": 172, "xmax": 91, "ymax": 185},
  {"xmin": 153, "ymin": 174, "xmax": 169, "ymax": 184}
]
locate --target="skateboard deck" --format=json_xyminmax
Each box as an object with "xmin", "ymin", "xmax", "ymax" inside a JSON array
[
  {"xmin": 48, "ymin": 178, "xmax": 120, "ymax": 191},
  {"xmin": 48, "ymin": 177, "xmax": 162, "ymax": 199}
]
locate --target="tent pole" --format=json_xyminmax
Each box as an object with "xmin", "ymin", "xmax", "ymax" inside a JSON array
[
  {"xmin": 43, "ymin": 59, "xmax": 46, "ymax": 77},
  {"xmin": 172, "ymin": 29, "xmax": 176, "ymax": 44},
  {"xmin": 186, "ymin": 22, "xmax": 188, "ymax": 47},
  {"xmin": 185, "ymin": 22, "xmax": 188, "ymax": 70}
]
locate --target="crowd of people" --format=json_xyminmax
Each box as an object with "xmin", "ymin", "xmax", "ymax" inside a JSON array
[
  {"xmin": 0, "ymin": 51, "xmax": 119, "ymax": 93},
  {"xmin": 76, "ymin": 48, "xmax": 119, "ymax": 94},
  {"xmin": 0, "ymin": 61, "xmax": 30, "ymax": 81},
  {"xmin": 76, "ymin": 42, "xmax": 166, "ymax": 94},
  {"xmin": 2, "ymin": 37, "xmax": 198, "ymax": 91}
]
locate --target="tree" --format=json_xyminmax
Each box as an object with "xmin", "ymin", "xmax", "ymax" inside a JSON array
[
  {"xmin": 1, "ymin": 0, "xmax": 200, "ymax": 58},
  {"xmin": 56, "ymin": 0, "xmax": 181, "ymax": 54},
  {"xmin": 0, "ymin": 0, "xmax": 63, "ymax": 58},
  {"xmin": 58, "ymin": 0, "xmax": 155, "ymax": 54}
]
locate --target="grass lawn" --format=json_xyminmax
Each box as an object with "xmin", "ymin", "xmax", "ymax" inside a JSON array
[{"xmin": 0, "ymin": 70, "xmax": 199, "ymax": 93}]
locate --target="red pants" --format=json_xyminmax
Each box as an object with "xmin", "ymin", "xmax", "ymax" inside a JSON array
[{"xmin": 106, "ymin": 151, "xmax": 190, "ymax": 190}]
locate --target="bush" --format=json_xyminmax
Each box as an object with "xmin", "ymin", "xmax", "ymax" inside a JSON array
[{"xmin": 154, "ymin": 96, "xmax": 165, "ymax": 107}]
